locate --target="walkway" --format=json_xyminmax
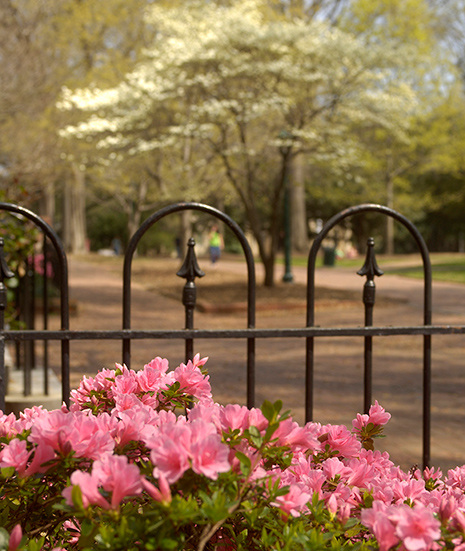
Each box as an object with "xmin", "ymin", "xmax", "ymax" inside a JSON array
[{"xmin": 50, "ymin": 255, "xmax": 465, "ymax": 471}]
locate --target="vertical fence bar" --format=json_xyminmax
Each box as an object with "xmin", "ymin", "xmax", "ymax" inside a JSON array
[
  {"xmin": 42, "ymin": 233, "xmax": 49, "ymax": 395},
  {"xmin": 422, "ymin": 264, "xmax": 433, "ymax": 469},
  {"xmin": 357, "ymin": 237, "xmax": 384, "ymax": 413},
  {"xmin": 23, "ymin": 254, "xmax": 34, "ymax": 396},
  {"xmin": 177, "ymin": 238, "xmax": 205, "ymax": 363}
]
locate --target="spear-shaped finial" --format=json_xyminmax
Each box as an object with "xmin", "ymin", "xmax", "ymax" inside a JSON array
[
  {"xmin": 176, "ymin": 238, "xmax": 205, "ymax": 283},
  {"xmin": 357, "ymin": 237, "xmax": 383, "ymax": 280},
  {"xmin": 357, "ymin": 237, "xmax": 383, "ymax": 307}
]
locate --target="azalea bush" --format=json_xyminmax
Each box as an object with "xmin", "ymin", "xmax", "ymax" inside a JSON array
[{"xmin": 1, "ymin": 355, "xmax": 465, "ymax": 550}]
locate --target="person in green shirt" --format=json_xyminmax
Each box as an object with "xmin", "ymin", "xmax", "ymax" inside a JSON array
[{"xmin": 208, "ymin": 225, "xmax": 223, "ymax": 264}]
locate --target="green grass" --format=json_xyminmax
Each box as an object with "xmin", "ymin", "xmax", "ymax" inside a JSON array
[
  {"xmin": 279, "ymin": 252, "xmax": 465, "ymax": 284},
  {"xmin": 384, "ymin": 256, "xmax": 465, "ymax": 284}
]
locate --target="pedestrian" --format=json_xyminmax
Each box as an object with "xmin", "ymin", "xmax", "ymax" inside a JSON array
[{"xmin": 208, "ymin": 225, "xmax": 223, "ymax": 264}]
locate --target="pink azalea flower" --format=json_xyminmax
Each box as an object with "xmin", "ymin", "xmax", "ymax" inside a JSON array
[
  {"xmin": 446, "ymin": 466, "xmax": 465, "ymax": 490},
  {"xmin": 352, "ymin": 402, "xmax": 391, "ymax": 438},
  {"xmin": 188, "ymin": 402, "xmax": 222, "ymax": 430},
  {"xmin": 69, "ymin": 412, "xmax": 115, "ymax": 460},
  {"xmin": 392, "ymin": 503, "xmax": 441, "ymax": 551},
  {"xmin": 322, "ymin": 457, "xmax": 350, "ymax": 480},
  {"xmin": 323, "ymin": 482, "xmax": 353, "ymax": 517},
  {"xmin": 151, "ymin": 436, "xmax": 191, "ymax": 484},
  {"xmin": 438, "ymin": 494, "xmax": 458, "ymax": 523},
  {"xmin": 359, "ymin": 448, "xmax": 394, "ymax": 471},
  {"xmin": 367, "ymin": 401, "xmax": 391, "ymax": 426},
  {"xmin": 289, "ymin": 454, "xmax": 326, "ymax": 499},
  {"xmin": 24, "ymin": 442, "xmax": 56, "ymax": 476},
  {"xmin": 62, "ymin": 519, "xmax": 81, "ymax": 544},
  {"xmin": 8, "ymin": 524, "xmax": 22, "ymax": 551},
  {"xmin": 142, "ymin": 356, "xmax": 170, "ymax": 377},
  {"xmin": 247, "ymin": 408, "xmax": 268, "ymax": 431},
  {"xmin": 0, "ymin": 411, "xmax": 22, "ymax": 438},
  {"xmin": 352, "ymin": 413, "xmax": 370, "ymax": 434},
  {"xmin": 391, "ymin": 477, "xmax": 428, "ymax": 504},
  {"xmin": 220, "ymin": 404, "xmax": 250, "ymax": 432},
  {"xmin": 191, "ymin": 353, "xmax": 209, "ymax": 369},
  {"xmin": 63, "ymin": 470, "xmax": 111, "ymax": 510},
  {"xmin": 70, "ymin": 368, "xmax": 116, "ymax": 409},
  {"xmin": 362, "ymin": 502, "xmax": 399, "ymax": 551},
  {"xmin": 173, "ymin": 360, "xmax": 212, "ymax": 400},
  {"xmin": 320, "ymin": 424, "xmax": 361, "ymax": 457},
  {"xmin": 111, "ymin": 410, "xmax": 143, "ymax": 448},
  {"xmin": 142, "ymin": 473, "xmax": 172, "ymax": 504},
  {"xmin": 272, "ymin": 483, "xmax": 312, "ymax": 517},
  {"xmin": 274, "ymin": 418, "xmax": 321, "ymax": 453},
  {"xmin": 344, "ymin": 457, "xmax": 377, "ymax": 487},
  {"xmin": 18, "ymin": 406, "xmax": 47, "ymax": 431},
  {"xmin": 92, "ymin": 454, "xmax": 142, "ymax": 509},
  {"xmin": 0, "ymin": 439, "xmax": 31, "ymax": 476},
  {"xmin": 28, "ymin": 409, "xmax": 75, "ymax": 454},
  {"xmin": 112, "ymin": 392, "xmax": 145, "ymax": 412},
  {"xmin": 113, "ymin": 370, "xmax": 139, "ymax": 396},
  {"xmin": 190, "ymin": 433, "xmax": 230, "ymax": 479}
]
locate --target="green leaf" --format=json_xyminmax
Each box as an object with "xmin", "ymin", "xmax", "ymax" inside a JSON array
[
  {"xmin": 261, "ymin": 400, "xmax": 276, "ymax": 422},
  {"xmin": 0, "ymin": 467, "xmax": 15, "ymax": 479},
  {"xmin": 235, "ymin": 451, "xmax": 252, "ymax": 475},
  {"xmin": 71, "ymin": 484, "xmax": 85, "ymax": 511}
]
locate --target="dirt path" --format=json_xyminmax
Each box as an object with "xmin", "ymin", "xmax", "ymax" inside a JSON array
[{"xmin": 49, "ymin": 254, "xmax": 465, "ymax": 471}]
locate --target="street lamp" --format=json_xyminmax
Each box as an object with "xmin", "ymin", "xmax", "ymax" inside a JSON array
[{"xmin": 279, "ymin": 131, "xmax": 294, "ymax": 283}]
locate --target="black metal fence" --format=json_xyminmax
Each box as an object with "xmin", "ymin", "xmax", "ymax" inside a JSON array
[{"xmin": 1, "ymin": 201, "xmax": 465, "ymax": 469}]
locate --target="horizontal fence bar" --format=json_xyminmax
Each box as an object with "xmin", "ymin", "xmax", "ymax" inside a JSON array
[{"xmin": 2, "ymin": 325, "xmax": 465, "ymax": 341}]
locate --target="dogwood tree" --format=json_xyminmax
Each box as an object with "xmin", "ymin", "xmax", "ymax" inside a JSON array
[{"xmin": 60, "ymin": 0, "xmax": 428, "ymax": 285}]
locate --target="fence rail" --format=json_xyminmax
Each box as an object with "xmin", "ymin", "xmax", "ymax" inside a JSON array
[{"xmin": 1, "ymin": 200, "xmax": 465, "ymax": 469}]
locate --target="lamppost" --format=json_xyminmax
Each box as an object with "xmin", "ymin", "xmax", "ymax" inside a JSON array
[{"xmin": 279, "ymin": 131, "xmax": 294, "ymax": 283}]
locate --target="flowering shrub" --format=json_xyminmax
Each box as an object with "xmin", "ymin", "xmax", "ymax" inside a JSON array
[{"xmin": 1, "ymin": 354, "xmax": 465, "ymax": 550}]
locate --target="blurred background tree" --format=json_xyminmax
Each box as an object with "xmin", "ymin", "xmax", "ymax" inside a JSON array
[{"xmin": 1, "ymin": 0, "xmax": 464, "ymax": 279}]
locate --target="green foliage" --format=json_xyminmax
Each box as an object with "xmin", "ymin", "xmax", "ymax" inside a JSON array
[
  {"xmin": 0, "ymin": 190, "xmax": 39, "ymax": 328},
  {"xmin": 86, "ymin": 202, "xmax": 128, "ymax": 252},
  {"xmin": 0, "ymin": 395, "xmax": 376, "ymax": 550}
]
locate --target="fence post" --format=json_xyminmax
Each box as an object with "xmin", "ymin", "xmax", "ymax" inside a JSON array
[
  {"xmin": 357, "ymin": 237, "xmax": 384, "ymax": 413},
  {"xmin": 177, "ymin": 237, "xmax": 205, "ymax": 362}
]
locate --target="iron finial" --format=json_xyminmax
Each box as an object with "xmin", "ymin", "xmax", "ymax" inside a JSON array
[
  {"xmin": 357, "ymin": 237, "xmax": 384, "ymax": 281},
  {"xmin": 177, "ymin": 238, "xmax": 205, "ymax": 283}
]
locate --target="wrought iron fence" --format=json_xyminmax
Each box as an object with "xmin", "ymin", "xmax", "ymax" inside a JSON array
[{"xmin": 1, "ymin": 200, "xmax": 465, "ymax": 468}]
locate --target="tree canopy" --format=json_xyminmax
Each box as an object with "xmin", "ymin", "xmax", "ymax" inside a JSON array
[
  {"xmin": 1, "ymin": 0, "xmax": 464, "ymax": 272},
  {"xmin": 58, "ymin": 0, "xmax": 449, "ymax": 283}
]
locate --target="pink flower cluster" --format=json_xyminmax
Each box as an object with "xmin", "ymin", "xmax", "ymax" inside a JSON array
[{"xmin": 2, "ymin": 354, "xmax": 465, "ymax": 550}]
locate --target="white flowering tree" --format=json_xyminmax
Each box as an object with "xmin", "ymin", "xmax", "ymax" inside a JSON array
[{"xmin": 60, "ymin": 0, "xmax": 429, "ymax": 285}]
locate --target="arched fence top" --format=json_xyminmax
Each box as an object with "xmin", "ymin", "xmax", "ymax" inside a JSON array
[
  {"xmin": 0, "ymin": 202, "xmax": 69, "ymax": 330},
  {"xmin": 122, "ymin": 201, "xmax": 257, "ymax": 329},
  {"xmin": 306, "ymin": 203, "xmax": 432, "ymax": 326}
]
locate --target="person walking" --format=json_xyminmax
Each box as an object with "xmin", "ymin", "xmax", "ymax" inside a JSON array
[{"xmin": 208, "ymin": 225, "xmax": 223, "ymax": 264}]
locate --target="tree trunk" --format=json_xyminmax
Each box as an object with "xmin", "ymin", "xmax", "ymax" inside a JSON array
[
  {"xmin": 291, "ymin": 154, "xmax": 308, "ymax": 253},
  {"xmin": 180, "ymin": 209, "xmax": 192, "ymax": 259},
  {"xmin": 262, "ymin": 253, "xmax": 275, "ymax": 287},
  {"xmin": 63, "ymin": 164, "xmax": 87, "ymax": 254},
  {"xmin": 386, "ymin": 173, "xmax": 394, "ymax": 255},
  {"xmin": 41, "ymin": 182, "xmax": 55, "ymax": 224}
]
